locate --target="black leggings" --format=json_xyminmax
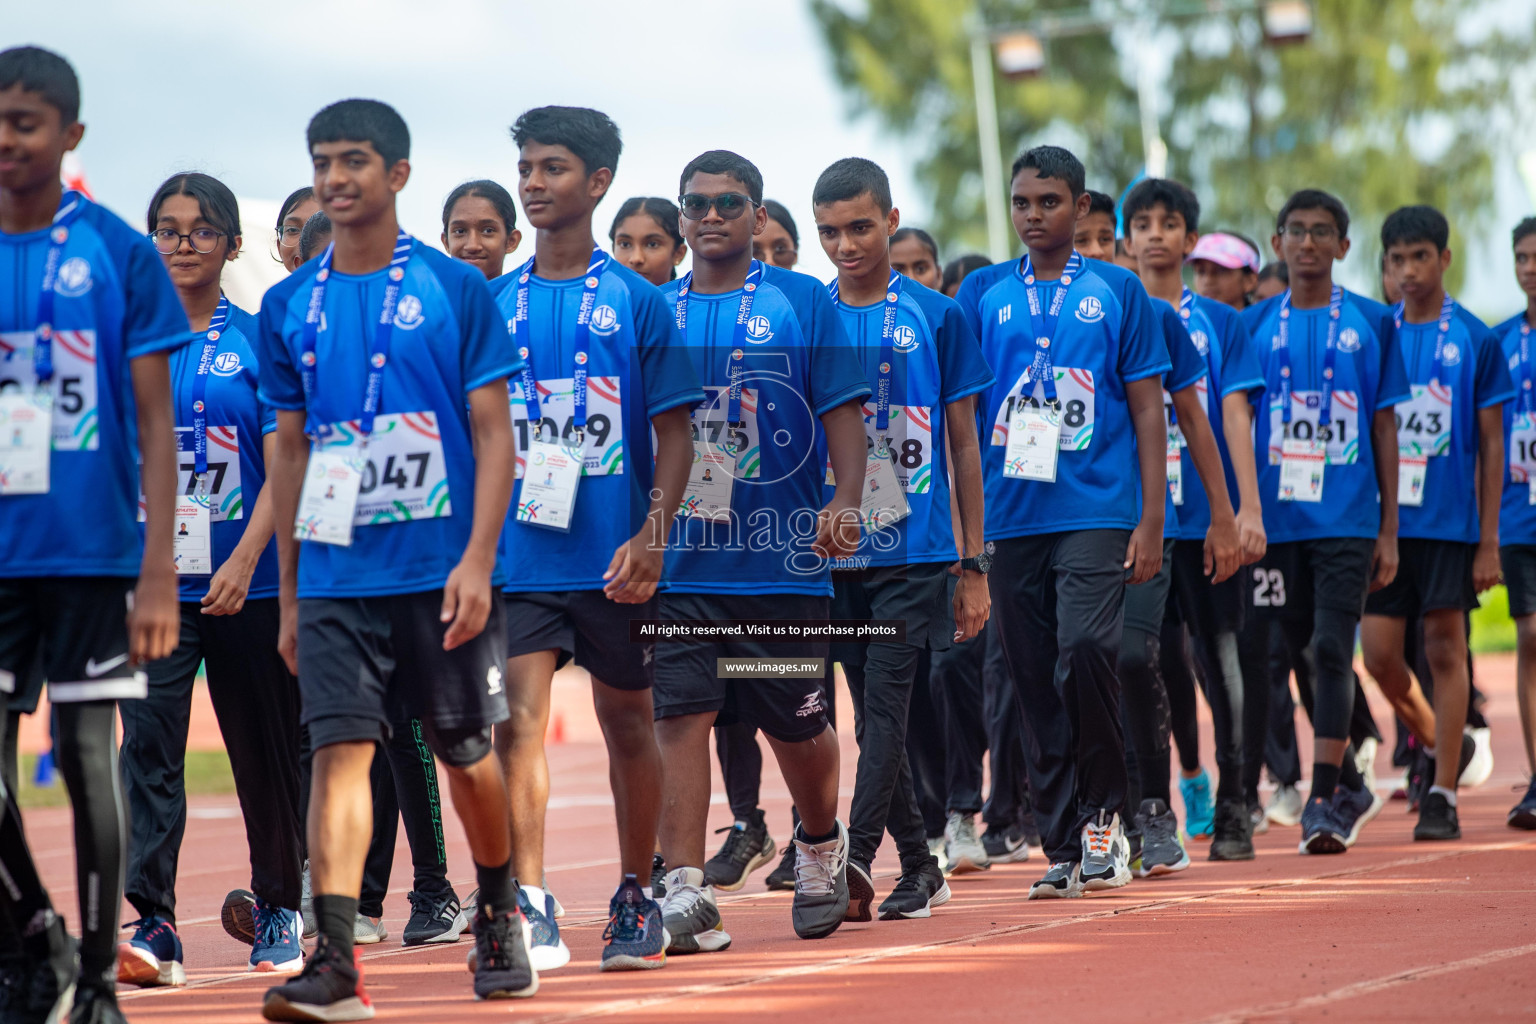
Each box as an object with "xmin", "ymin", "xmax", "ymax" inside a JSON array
[
  {"xmin": 1118, "ymin": 625, "xmax": 1170, "ymax": 810},
  {"xmin": 1188, "ymin": 629, "xmax": 1250, "ymax": 803},
  {"xmin": 1161, "ymin": 619, "xmax": 1203, "ymax": 774}
]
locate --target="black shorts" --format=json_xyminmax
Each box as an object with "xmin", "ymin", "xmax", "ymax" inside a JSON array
[
  {"xmin": 1502, "ymin": 545, "xmax": 1536, "ymax": 618},
  {"xmin": 829, "ymin": 560, "xmax": 952, "ymax": 667},
  {"xmin": 1364, "ymin": 538, "xmax": 1477, "ymax": 618},
  {"xmin": 1171, "ymin": 539, "xmax": 1246, "ymax": 636},
  {"xmin": 652, "ymin": 592, "xmax": 832, "ymax": 744},
  {"xmin": 1246, "ymin": 538, "xmax": 1376, "ymax": 620},
  {"xmin": 0, "ymin": 577, "xmax": 144, "ymax": 704},
  {"xmin": 1123, "ymin": 538, "xmax": 1176, "ymax": 634},
  {"xmin": 503, "ymin": 590, "xmax": 655, "ymax": 690},
  {"xmin": 297, "ymin": 589, "xmax": 509, "ymax": 750}
]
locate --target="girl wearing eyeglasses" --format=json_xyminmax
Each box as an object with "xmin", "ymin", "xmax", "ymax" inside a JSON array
[
  {"xmin": 273, "ymin": 186, "xmax": 320, "ymax": 272},
  {"xmin": 119, "ymin": 172, "xmax": 306, "ymax": 985}
]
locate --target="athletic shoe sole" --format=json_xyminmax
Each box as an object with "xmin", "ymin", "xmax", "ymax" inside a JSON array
[
  {"xmin": 353, "ymin": 924, "xmax": 387, "ymax": 945},
  {"xmin": 1299, "ymin": 830, "xmax": 1347, "ymax": 854},
  {"xmin": 528, "ymin": 940, "xmax": 571, "ymax": 972},
  {"xmin": 709, "ymin": 840, "xmax": 778, "ymax": 893},
  {"xmin": 930, "ymin": 880, "xmax": 951, "ymax": 908},
  {"xmin": 945, "ymin": 853, "xmax": 991, "ymax": 875},
  {"xmin": 602, "ymin": 928, "xmax": 670, "ymax": 972},
  {"xmin": 666, "ymin": 924, "xmax": 732, "ymax": 953},
  {"xmin": 1139, "ymin": 851, "xmax": 1191, "ymax": 876},
  {"xmin": 1509, "ymin": 807, "xmax": 1536, "ymax": 829},
  {"xmin": 1340, "ymin": 792, "xmax": 1386, "ymax": 848},
  {"xmin": 260, "ymin": 993, "xmax": 375, "ymax": 1022},
  {"xmin": 116, "ymin": 944, "xmax": 187, "ymax": 988},
  {"xmin": 222, "ymin": 889, "xmax": 258, "ymax": 946},
  {"xmin": 845, "ymin": 863, "xmax": 875, "ymax": 922},
  {"xmin": 1080, "ymin": 866, "xmax": 1131, "ymax": 892},
  {"xmin": 476, "ymin": 976, "xmax": 539, "ymax": 1000},
  {"xmin": 402, "ymin": 909, "xmax": 468, "ymax": 947},
  {"xmin": 250, "ymin": 954, "xmax": 305, "ymax": 974}
]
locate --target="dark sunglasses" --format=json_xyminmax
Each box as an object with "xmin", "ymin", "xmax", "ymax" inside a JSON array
[{"xmin": 678, "ymin": 192, "xmax": 756, "ymax": 221}]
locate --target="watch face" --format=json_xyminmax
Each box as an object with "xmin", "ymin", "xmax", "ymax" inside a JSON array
[{"xmin": 976, "ymin": 552, "xmax": 993, "ymax": 573}]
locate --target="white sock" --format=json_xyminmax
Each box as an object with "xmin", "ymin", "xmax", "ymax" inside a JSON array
[
  {"xmin": 642, "ymin": 886, "xmax": 654, "ymax": 900},
  {"xmin": 1429, "ymin": 784, "xmax": 1457, "ymax": 807}
]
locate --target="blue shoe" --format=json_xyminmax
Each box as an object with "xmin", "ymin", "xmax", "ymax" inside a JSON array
[
  {"xmin": 1298, "ymin": 796, "xmax": 1347, "ymax": 854},
  {"xmin": 517, "ymin": 886, "xmax": 569, "ymax": 972},
  {"xmin": 249, "ymin": 898, "xmax": 304, "ymax": 974},
  {"xmin": 1509, "ymin": 776, "xmax": 1536, "ymax": 829},
  {"xmin": 116, "ymin": 915, "xmax": 186, "ymax": 988},
  {"xmin": 1180, "ymin": 769, "xmax": 1214, "ymax": 840},
  {"xmin": 1330, "ymin": 783, "xmax": 1384, "ymax": 848},
  {"xmin": 602, "ymin": 875, "xmax": 668, "ymax": 971}
]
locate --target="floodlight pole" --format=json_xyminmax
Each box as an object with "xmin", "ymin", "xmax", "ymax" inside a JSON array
[{"xmin": 970, "ymin": 24, "xmax": 1012, "ymax": 264}]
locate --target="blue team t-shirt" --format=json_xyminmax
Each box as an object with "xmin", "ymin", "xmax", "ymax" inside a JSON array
[
  {"xmin": 0, "ymin": 195, "xmax": 193, "ymax": 578},
  {"xmin": 491, "ymin": 259, "xmax": 704, "ymax": 592},
  {"xmin": 1393, "ymin": 302, "xmax": 1512, "ymax": 544},
  {"xmin": 164, "ymin": 304, "xmax": 280, "ymax": 601},
  {"xmin": 1155, "ymin": 298, "xmax": 1211, "ymax": 541},
  {"xmin": 258, "ymin": 240, "xmax": 521, "ymax": 599},
  {"xmin": 1496, "ymin": 312, "xmax": 1536, "ymax": 545},
  {"xmin": 825, "ymin": 278, "xmax": 994, "ymax": 567},
  {"xmin": 1174, "ymin": 295, "xmax": 1265, "ymax": 538},
  {"xmin": 1242, "ymin": 288, "xmax": 1411, "ymax": 544},
  {"xmin": 660, "ymin": 264, "xmax": 871, "ymax": 595},
  {"xmin": 955, "ymin": 256, "xmax": 1170, "ymax": 541}
]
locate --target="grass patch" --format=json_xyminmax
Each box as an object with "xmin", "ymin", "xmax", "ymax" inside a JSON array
[
  {"xmin": 1471, "ymin": 585, "xmax": 1517, "ymax": 654},
  {"xmin": 18, "ymin": 748, "xmax": 236, "ymax": 809}
]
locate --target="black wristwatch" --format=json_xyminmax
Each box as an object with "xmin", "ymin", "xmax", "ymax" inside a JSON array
[{"xmin": 959, "ymin": 552, "xmax": 992, "ymax": 574}]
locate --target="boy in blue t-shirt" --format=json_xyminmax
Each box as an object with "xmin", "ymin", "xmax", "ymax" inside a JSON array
[
  {"xmin": 654, "ymin": 150, "xmax": 871, "ymax": 948},
  {"xmin": 955, "ymin": 146, "xmax": 1170, "ymax": 899},
  {"xmin": 1362, "ymin": 205, "xmax": 1512, "ymax": 842},
  {"xmin": 1242, "ymin": 188, "xmax": 1411, "ymax": 856},
  {"xmin": 810, "ymin": 157, "xmax": 994, "ymax": 920},
  {"xmin": 1497, "ymin": 215, "xmax": 1536, "ymax": 829},
  {"xmin": 0, "ymin": 46, "xmax": 187, "ymax": 1023},
  {"xmin": 492, "ymin": 106, "xmax": 700, "ymax": 973},
  {"xmin": 257, "ymin": 99, "xmax": 532, "ymax": 1017}
]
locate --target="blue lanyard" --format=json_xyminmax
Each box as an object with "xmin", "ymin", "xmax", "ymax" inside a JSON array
[
  {"xmin": 33, "ymin": 191, "xmax": 84, "ymax": 385},
  {"xmin": 675, "ymin": 260, "xmax": 763, "ymax": 425},
  {"xmin": 1275, "ymin": 285, "xmax": 1343, "ymax": 426},
  {"xmin": 1019, "ymin": 251, "xmax": 1083, "ymax": 406},
  {"xmin": 299, "ymin": 230, "xmax": 412, "ymax": 440},
  {"xmin": 189, "ymin": 296, "xmax": 230, "ymax": 484},
  {"xmin": 1392, "ymin": 294, "xmax": 1456, "ymax": 387},
  {"xmin": 828, "ymin": 269, "xmax": 902, "ymax": 431},
  {"xmin": 1520, "ymin": 319, "xmax": 1534, "ymax": 415},
  {"xmin": 1164, "ymin": 287, "xmax": 1200, "ymax": 428},
  {"xmin": 511, "ymin": 248, "xmax": 606, "ymax": 440}
]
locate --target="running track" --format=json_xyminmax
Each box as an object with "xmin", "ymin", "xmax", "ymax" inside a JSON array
[{"xmin": 18, "ymin": 656, "xmax": 1536, "ymax": 1022}]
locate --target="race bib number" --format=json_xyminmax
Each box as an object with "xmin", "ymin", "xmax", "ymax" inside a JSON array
[
  {"xmin": 1395, "ymin": 383, "xmax": 1452, "ymax": 457},
  {"xmin": 0, "ymin": 390, "xmax": 51, "ymax": 495},
  {"xmin": 172, "ymin": 492, "xmax": 213, "ymax": 575},
  {"xmin": 691, "ymin": 387, "xmax": 762, "ymax": 480},
  {"xmin": 1398, "ymin": 454, "xmax": 1427, "ymax": 507},
  {"xmin": 312, "ymin": 412, "xmax": 452, "ymax": 529},
  {"xmin": 992, "ymin": 367, "xmax": 1094, "ymax": 451},
  {"xmin": 1510, "ymin": 413, "xmax": 1536, "ymax": 503},
  {"xmin": 1278, "ymin": 438, "xmax": 1325, "ymax": 502},
  {"xmin": 681, "ymin": 439, "xmax": 736, "ymax": 522},
  {"xmin": 139, "ymin": 426, "xmax": 244, "ymax": 524},
  {"xmin": 509, "ymin": 376, "xmax": 624, "ymax": 478},
  {"xmin": 824, "ymin": 403, "xmax": 934, "ymax": 494},
  {"xmin": 1003, "ymin": 407, "xmax": 1060, "ymax": 482},
  {"xmin": 1267, "ymin": 390, "xmax": 1359, "ymax": 465},
  {"xmin": 517, "ymin": 436, "xmax": 582, "ymax": 531},
  {"xmin": 0, "ymin": 330, "xmax": 99, "ymax": 450}
]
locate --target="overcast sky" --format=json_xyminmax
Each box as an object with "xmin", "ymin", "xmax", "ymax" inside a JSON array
[{"xmin": 10, "ymin": 0, "xmax": 1530, "ymax": 316}]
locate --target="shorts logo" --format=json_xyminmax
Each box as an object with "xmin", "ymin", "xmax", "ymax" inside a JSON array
[
  {"xmin": 1440, "ymin": 341, "xmax": 1460, "ymax": 366},
  {"xmin": 589, "ymin": 304, "xmax": 620, "ymax": 336},
  {"xmin": 1190, "ymin": 330, "xmax": 1210, "ymax": 355},
  {"xmin": 1337, "ymin": 328, "xmax": 1361, "ymax": 353},
  {"xmin": 486, "ymin": 664, "xmax": 503, "ymax": 696},
  {"xmin": 1075, "ymin": 296, "xmax": 1105, "ymax": 324},
  {"xmin": 211, "ymin": 351, "xmax": 242, "ymax": 376},
  {"xmin": 745, "ymin": 315, "xmax": 773, "ymax": 343},
  {"xmin": 55, "ymin": 257, "xmax": 92, "ymax": 298},
  {"xmin": 892, "ymin": 325, "xmax": 918, "ymax": 352},
  {"xmin": 393, "ymin": 295, "xmax": 424, "ymax": 329},
  {"xmin": 84, "ymin": 653, "xmax": 129, "ymax": 677},
  {"xmin": 794, "ymin": 688, "xmax": 825, "ymax": 718}
]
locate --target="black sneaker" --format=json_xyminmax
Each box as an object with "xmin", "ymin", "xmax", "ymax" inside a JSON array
[
  {"xmin": 1027, "ymin": 861, "xmax": 1081, "ymax": 899},
  {"xmin": 1410, "ymin": 731, "xmax": 1477, "ymax": 812},
  {"xmin": 765, "ymin": 840, "xmax": 797, "ymax": 891},
  {"xmin": 468, "ymin": 907, "xmax": 538, "ymax": 1000},
  {"xmin": 650, "ymin": 853, "xmax": 668, "ymax": 898},
  {"xmin": 402, "ymin": 890, "xmax": 468, "ymax": 946},
  {"xmin": 878, "ymin": 860, "xmax": 950, "ymax": 920},
  {"xmin": 261, "ymin": 935, "xmax": 373, "ymax": 1022},
  {"xmin": 844, "ymin": 859, "xmax": 875, "ymax": 922},
  {"xmin": 1133, "ymin": 798, "xmax": 1190, "ymax": 876},
  {"xmin": 20, "ymin": 912, "xmax": 77, "ymax": 1024},
  {"xmin": 703, "ymin": 811, "xmax": 777, "ymax": 892},
  {"xmin": 69, "ymin": 980, "xmax": 127, "ymax": 1024},
  {"xmin": 1413, "ymin": 790, "xmax": 1461, "ymax": 841},
  {"xmin": 980, "ymin": 823, "xmax": 1031, "ymax": 863},
  {"xmin": 1509, "ymin": 777, "xmax": 1536, "ymax": 830},
  {"xmin": 1209, "ymin": 797, "xmax": 1255, "ymax": 861}
]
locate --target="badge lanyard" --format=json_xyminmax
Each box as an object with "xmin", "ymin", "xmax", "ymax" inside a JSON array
[
  {"xmin": 829, "ymin": 269, "xmax": 902, "ymax": 434},
  {"xmin": 1019, "ymin": 251, "xmax": 1084, "ymax": 407},
  {"xmin": 1166, "ymin": 286, "xmax": 1199, "ymax": 428},
  {"xmin": 1275, "ymin": 285, "xmax": 1344, "ymax": 426},
  {"xmin": 32, "ymin": 191, "xmax": 84, "ymax": 387},
  {"xmin": 1520, "ymin": 319, "xmax": 1534, "ymax": 415},
  {"xmin": 510, "ymin": 247, "xmax": 607, "ymax": 442},
  {"xmin": 1391, "ymin": 293, "xmax": 1456, "ymax": 387},
  {"xmin": 189, "ymin": 295, "xmax": 231, "ymax": 495},
  {"xmin": 300, "ymin": 231, "xmax": 413, "ymax": 441},
  {"xmin": 675, "ymin": 260, "xmax": 763, "ymax": 430}
]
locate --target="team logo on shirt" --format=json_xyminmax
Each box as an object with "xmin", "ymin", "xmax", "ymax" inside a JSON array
[
  {"xmin": 55, "ymin": 257, "xmax": 92, "ymax": 298},
  {"xmin": 1191, "ymin": 330, "xmax": 1210, "ymax": 355},
  {"xmin": 211, "ymin": 352, "xmax": 242, "ymax": 377},
  {"xmin": 393, "ymin": 295, "xmax": 424, "ymax": 330},
  {"xmin": 998, "ymin": 305, "xmax": 1012, "ymax": 325},
  {"xmin": 1440, "ymin": 342, "xmax": 1461, "ymax": 366},
  {"xmin": 1337, "ymin": 328, "xmax": 1361, "ymax": 353},
  {"xmin": 892, "ymin": 325, "xmax": 918, "ymax": 352},
  {"xmin": 745, "ymin": 315, "xmax": 774, "ymax": 343},
  {"xmin": 589, "ymin": 304, "xmax": 620, "ymax": 336},
  {"xmin": 193, "ymin": 400, "xmax": 205, "ymax": 413},
  {"xmin": 1075, "ymin": 296, "xmax": 1105, "ymax": 324}
]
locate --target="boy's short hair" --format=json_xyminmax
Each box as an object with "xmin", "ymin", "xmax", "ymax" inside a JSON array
[
  {"xmin": 892, "ymin": 227, "xmax": 939, "ymax": 262},
  {"xmin": 812, "ymin": 157, "xmax": 893, "ymax": 214},
  {"xmin": 0, "ymin": 46, "xmax": 79, "ymax": 124},
  {"xmin": 1276, "ymin": 188, "xmax": 1350, "ymax": 239},
  {"xmin": 308, "ymin": 99, "xmax": 410, "ymax": 167},
  {"xmin": 1084, "ymin": 190, "xmax": 1116, "ymax": 220},
  {"xmin": 1381, "ymin": 204, "xmax": 1449, "ymax": 252},
  {"xmin": 1010, "ymin": 145, "xmax": 1086, "ymax": 198},
  {"xmin": 680, "ymin": 150, "xmax": 764, "ymax": 206},
  {"xmin": 510, "ymin": 106, "xmax": 622, "ymax": 179},
  {"xmin": 1122, "ymin": 178, "xmax": 1201, "ymax": 235},
  {"xmin": 1512, "ymin": 216, "xmax": 1536, "ymax": 249}
]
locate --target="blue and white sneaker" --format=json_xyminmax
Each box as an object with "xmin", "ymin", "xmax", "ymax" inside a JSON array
[
  {"xmin": 602, "ymin": 874, "xmax": 668, "ymax": 971},
  {"xmin": 518, "ymin": 885, "xmax": 570, "ymax": 972},
  {"xmin": 1298, "ymin": 795, "xmax": 1347, "ymax": 855},
  {"xmin": 1330, "ymin": 783, "xmax": 1385, "ymax": 848},
  {"xmin": 116, "ymin": 914, "xmax": 186, "ymax": 987},
  {"xmin": 1180, "ymin": 769, "xmax": 1214, "ymax": 840},
  {"xmin": 249, "ymin": 898, "xmax": 304, "ymax": 974}
]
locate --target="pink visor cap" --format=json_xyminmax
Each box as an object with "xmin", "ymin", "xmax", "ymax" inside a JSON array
[{"xmin": 1187, "ymin": 233, "xmax": 1260, "ymax": 273}]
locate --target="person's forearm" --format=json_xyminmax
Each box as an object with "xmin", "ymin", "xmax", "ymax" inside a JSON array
[
  {"xmin": 1222, "ymin": 395, "xmax": 1262, "ymax": 512},
  {"xmin": 1126, "ymin": 379, "xmax": 1167, "ymax": 529},
  {"xmin": 1173, "ymin": 388, "xmax": 1234, "ymax": 521},
  {"xmin": 270, "ymin": 412, "xmax": 309, "ymax": 599},
  {"xmin": 133, "ymin": 352, "xmax": 177, "ymax": 577},
  {"xmin": 1478, "ymin": 407, "xmax": 1504, "ymax": 547},
  {"xmin": 822, "ymin": 399, "xmax": 867, "ymax": 509},
  {"xmin": 945, "ymin": 396, "xmax": 984, "ymax": 557},
  {"xmin": 1372, "ymin": 408, "xmax": 1399, "ymax": 534},
  {"xmin": 648, "ymin": 405, "xmax": 693, "ymax": 545},
  {"xmin": 465, "ymin": 382, "xmax": 514, "ymax": 569}
]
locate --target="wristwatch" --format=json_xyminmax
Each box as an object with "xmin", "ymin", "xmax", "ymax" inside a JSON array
[{"xmin": 959, "ymin": 552, "xmax": 992, "ymax": 574}]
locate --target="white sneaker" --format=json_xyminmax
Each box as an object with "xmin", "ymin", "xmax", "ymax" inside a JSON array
[
  {"xmin": 660, "ymin": 867, "xmax": 730, "ymax": 953},
  {"xmin": 1461, "ymin": 726, "xmax": 1493, "ymax": 788},
  {"xmin": 943, "ymin": 811, "xmax": 991, "ymax": 875},
  {"xmin": 927, "ymin": 835, "xmax": 949, "ymax": 874},
  {"xmin": 1077, "ymin": 811, "xmax": 1130, "ymax": 891},
  {"xmin": 1266, "ymin": 784, "xmax": 1304, "ymax": 828},
  {"xmin": 1354, "ymin": 737, "xmax": 1379, "ymax": 795}
]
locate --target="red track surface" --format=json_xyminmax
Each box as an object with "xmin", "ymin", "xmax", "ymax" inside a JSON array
[{"xmin": 18, "ymin": 657, "xmax": 1536, "ymax": 1022}]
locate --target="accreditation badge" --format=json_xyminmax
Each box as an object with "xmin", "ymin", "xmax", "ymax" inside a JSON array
[
  {"xmin": 0, "ymin": 389, "xmax": 51, "ymax": 495},
  {"xmin": 295, "ymin": 444, "xmax": 366, "ymax": 546},
  {"xmin": 172, "ymin": 489, "xmax": 213, "ymax": 575},
  {"xmin": 516, "ymin": 435, "xmax": 583, "ymax": 532},
  {"xmin": 1278, "ymin": 438, "xmax": 1325, "ymax": 503},
  {"xmin": 1003, "ymin": 406, "xmax": 1060, "ymax": 482},
  {"xmin": 681, "ymin": 438, "xmax": 736, "ymax": 522},
  {"xmin": 860, "ymin": 440, "xmax": 909, "ymax": 532}
]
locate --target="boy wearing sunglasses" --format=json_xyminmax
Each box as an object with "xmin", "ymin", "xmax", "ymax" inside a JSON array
[{"xmin": 654, "ymin": 150, "xmax": 871, "ymax": 948}]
